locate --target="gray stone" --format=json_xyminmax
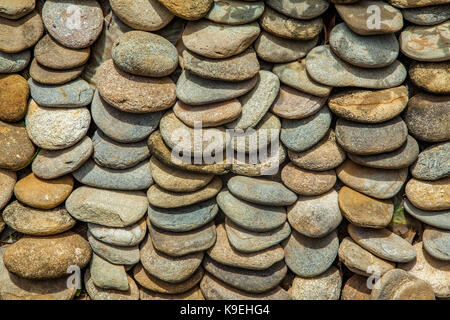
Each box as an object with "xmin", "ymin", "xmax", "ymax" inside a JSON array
[
  {"xmin": 28, "ymin": 78, "xmax": 93, "ymax": 108},
  {"xmin": 90, "ymin": 254, "xmax": 129, "ymax": 291},
  {"xmin": 330, "ymin": 23, "xmax": 399, "ymax": 68},
  {"xmin": 423, "ymin": 227, "xmax": 450, "ymax": 261},
  {"xmin": 284, "ymin": 230, "xmax": 339, "ymax": 277},
  {"xmin": 176, "ymin": 70, "xmax": 257, "ymax": 105},
  {"xmin": 88, "ymin": 218, "xmax": 147, "ymax": 247},
  {"xmin": 88, "ymin": 231, "xmax": 140, "ymax": 265},
  {"xmin": 404, "ymin": 199, "xmax": 450, "ymax": 230},
  {"xmin": 147, "ymin": 199, "xmax": 218, "ymax": 233},
  {"xmin": 0, "ymin": 50, "xmax": 30, "ymax": 73},
  {"xmin": 402, "ymin": 4, "xmax": 450, "ymax": 25},
  {"xmin": 217, "ymin": 189, "xmax": 286, "ymax": 232},
  {"xmin": 266, "ymin": 0, "xmax": 329, "ymax": 19},
  {"xmin": 92, "ymin": 130, "xmax": 150, "ymax": 170},
  {"xmin": 32, "ymin": 136, "xmax": 93, "ymax": 179},
  {"xmin": 411, "ymin": 141, "xmax": 450, "ymax": 181},
  {"xmin": 84, "ymin": 269, "xmax": 139, "ymax": 300},
  {"xmin": 306, "ymin": 45, "xmax": 407, "ymax": 88},
  {"xmin": 281, "ymin": 106, "xmax": 332, "ymax": 152},
  {"xmin": 66, "ymin": 186, "xmax": 148, "ymax": 227},
  {"xmin": 206, "ymin": 0, "xmax": 265, "ymax": 25},
  {"xmin": 73, "ymin": 159, "xmax": 152, "ymax": 191}
]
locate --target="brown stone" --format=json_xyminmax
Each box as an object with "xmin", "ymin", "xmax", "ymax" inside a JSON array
[
  {"xmin": 0, "ymin": 0, "xmax": 35, "ymax": 20},
  {"xmin": 409, "ymin": 61, "xmax": 450, "ymax": 95},
  {"xmin": 341, "ymin": 274, "xmax": 371, "ymax": 300},
  {"xmin": 29, "ymin": 58, "xmax": 84, "ymax": 85},
  {"xmin": 0, "ymin": 11, "xmax": 43, "ymax": 53},
  {"xmin": 0, "ymin": 121, "xmax": 35, "ymax": 170},
  {"xmin": 0, "ymin": 74, "xmax": 29, "ymax": 122},
  {"xmin": 0, "ymin": 168, "xmax": 15, "ymax": 210},
  {"xmin": 405, "ymin": 177, "xmax": 450, "ymax": 211},
  {"xmin": 157, "ymin": 0, "xmax": 213, "ymax": 20}
]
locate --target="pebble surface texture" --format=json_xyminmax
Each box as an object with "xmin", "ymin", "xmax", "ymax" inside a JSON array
[{"xmin": 0, "ymin": 0, "xmax": 448, "ymax": 302}]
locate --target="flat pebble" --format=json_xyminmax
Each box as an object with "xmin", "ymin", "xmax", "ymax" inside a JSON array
[
  {"xmin": 409, "ymin": 61, "xmax": 450, "ymax": 95},
  {"xmin": 0, "ymin": 169, "xmax": 15, "ymax": 210},
  {"xmin": 29, "ymin": 59, "xmax": 83, "ymax": 85},
  {"xmin": 0, "ymin": 50, "xmax": 31, "ymax": 73},
  {"xmin": 406, "ymin": 177, "xmax": 450, "ymax": 211},
  {"xmin": 266, "ymin": 0, "xmax": 329, "ymax": 19},
  {"xmin": 90, "ymin": 254, "xmax": 129, "ymax": 291},
  {"xmin": 157, "ymin": 0, "xmax": 213, "ymax": 20},
  {"xmin": 404, "ymin": 199, "xmax": 450, "ymax": 230},
  {"xmin": 423, "ymin": 227, "xmax": 450, "ymax": 261},
  {"xmin": 0, "ymin": 12, "xmax": 43, "ymax": 53},
  {"xmin": 88, "ymin": 231, "xmax": 139, "ymax": 265},
  {"xmin": 88, "ymin": 219, "xmax": 147, "ymax": 247},
  {"xmin": 291, "ymin": 266, "xmax": 342, "ymax": 300},
  {"xmin": 341, "ymin": 275, "xmax": 371, "ymax": 300},
  {"xmin": 0, "ymin": 0, "xmax": 35, "ymax": 19},
  {"xmin": 84, "ymin": 269, "xmax": 139, "ymax": 300},
  {"xmin": 402, "ymin": 4, "xmax": 450, "ymax": 25},
  {"xmin": 206, "ymin": 0, "xmax": 265, "ymax": 25},
  {"xmin": 411, "ymin": 141, "xmax": 450, "ymax": 181},
  {"xmin": 0, "ymin": 121, "xmax": 35, "ymax": 170}
]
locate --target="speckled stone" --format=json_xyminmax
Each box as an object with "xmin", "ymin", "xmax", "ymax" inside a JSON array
[
  {"xmin": 402, "ymin": 4, "xmax": 450, "ymax": 25},
  {"xmin": 400, "ymin": 21, "xmax": 450, "ymax": 62},
  {"xmin": 266, "ymin": 0, "xmax": 329, "ymax": 19},
  {"xmin": 404, "ymin": 93, "xmax": 450, "ymax": 142},
  {"xmin": 0, "ymin": 169, "xmax": 15, "ymax": 210},
  {"xmin": 281, "ymin": 106, "xmax": 332, "ymax": 152},
  {"xmin": 28, "ymin": 78, "xmax": 94, "ymax": 108},
  {"xmin": 330, "ymin": 23, "xmax": 399, "ymax": 68},
  {"xmin": 0, "ymin": 0, "xmax": 35, "ymax": 19},
  {"xmin": 0, "ymin": 121, "xmax": 35, "ymax": 170},
  {"xmin": 90, "ymin": 254, "xmax": 129, "ymax": 291},
  {"xmin": 42, "ymin": 0, "xmax": 103, "ymax": 49},
  {"xmin": 84, "ymin": 269, "xmax": 139, "ymax": 300},
  {"xmin": 406, "ymin": 177, "xmax": 450, "ymax": 211},
  {"xmin": 291, "ymin": 266, "xmax": 342, "ymax": 300},
  {"xmin": 0, "ymin": 74, "xmax": 29, "ymax": 122},
  {"xmin": 390, "ymin": 0, "xmax": 449, "ymax": 8},
  {"xmin": 29, "ymin": 59, "xmax": 83, "ymax": 85},
  {"xmin": 0, "ymin": 50, "xmax": 31, "ymax": 73},
  {"xmin": 409, "ymin": 61, "xmax": 450, "ymax": 95},
  {"xmin": 66, "ymin": 186, "xmax": 148, "ymax": 227},
  {"xmin": 254, "ymin": 31, "xmax": 318, "ymax": 63},
  {"xmin": 273, "ymin": 60, "xmax": 332, "ymax": 97},
  {"xmin": 88, "ymin": 231, "xmax": 139, "ymax": 265},
  {"xmin": 206, "ymin": 0, "xmax": 265, "ymax": 25},
  {"xmin": 412, "ymin": 142, "xmax": 450, "ymax": 181},
  {"xmin": 306, "ymin": 46, "xmax": 407, "ymax": 89},
  {"xmin": 95, "ymin": 59, "xmax": 176, "ymax": 113},
  {"xmin": 88, "ymin": 219, "xmax": 147, "ymax": 247},
  {"xmin": 32, "ymin": 136, "xmax": 93, "ymax": 179},
  {"xmin": 336, "ymin": 160, "xmax": 408, "ymax": 199},
  {"xmin": 284, "ymin": 230, "xmax": 339, "ymax": 277},
  {"xmin": 341, "ymin": 275, "xmax": 371, "ymax": 300},
  {"xmin": 348, "ymin": 225, "xmax": 417, "ymax": 263},
  {"xmin": 423, "ymin": 227, "xmax": 450, "ymax": 261},
  {"xmin": 288, "ymin": 190, "xmax": 342, "ymax": 238},
  {"xmin": 404, "ymin": 199, "xmax": 450, "ymax": 230},
  {"xmin": 217, "ymin": 189, "xmax": 286, "ymax": 232},
  {"xmin": 157, "ymin": 0, "xmax": 213, "ymax": 20},
  {"xmin": 0, "ymin": 12, "xmax": 43, "ymax": 53}
]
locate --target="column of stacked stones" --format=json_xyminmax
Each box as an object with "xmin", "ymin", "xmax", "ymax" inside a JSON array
[{"xmin": 0, "ymin": 0, "xmax": 449, "ymax": 300}]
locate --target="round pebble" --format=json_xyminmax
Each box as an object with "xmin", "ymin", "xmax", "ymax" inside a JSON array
[
  {"xmin": 0, "ymin": 74, "xmax": 29, "ymax": 122},
  {"xmin": 0, "ymin": 12, "xmax": 43, "ymax": 53}
]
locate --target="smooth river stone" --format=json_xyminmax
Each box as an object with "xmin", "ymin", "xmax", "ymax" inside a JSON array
[
  {"xmin": 89, "ymin": 219, "xmax": 147, "ymax": 247},
  {"xmin": 288, "ymin": 130, "xmax": 346, "ymax": 171},
  {"xmin": 32, "ymin": 136, "xmax": 92, "ymax": 179},
  {"xmin": 149, "ymin": 157, "xmax": 214, "ymax": 193},
  {"xmin": 206, "ymin": 0, "xmax": 265, "ymax": 25},
  {"xmin": 409, "ymin": 61, "xmax": 450, "ymax": 95},
  {"xmin": 423, "ymin": 227, "xmax": 450, "ymax": 261},
  {"xmin": 0, "ymin": 74, "xmax": 29, "ymax": 122},
  {"xmin": 402, "ymin": 4, "xmax": 450, "ymax": 25},
  {"xmin": 157, "ymin": 0, "xmax": 213, "ymax": 20},
  {"xmin": 330, "ymin": 22, "xmax": 399, "ymax": 68},
  {"xmin": 399, "ymin": 242, "xmax": 450, "ymax": 298},
  {"xmin": 25, "ymin": 100, "xmax": 90, "ymax": 150},
  {"xmin": 335, "ymin": 116, "xmax": 408, "ymax": 155},
  {"xmin": 284, "ymin": 230, "xmax": 339, "ymax": 277},
  {"xmin": 341, "ymin": 275, "xmax": 372, "ymax": 300},
  {"xmin": 254, "ymin": 31, "xmax": 318, "ymax": 63},
  {"xmin": 91, "ymin": 90, "xmax": 162, "ymax": 143},
  {"xmin": 336, "ymin": 0, "xmax": 403, "ymax": 35},
  {"xmin": 291, "ymin": 266, "xmax": 342, "ymax": 300},
  {"xmin": 348, "ymin": 135, "xmax": 419, "ymax": 169},
  {"xmin": 109, "ymin": 0, "xmax": 173, "ymax": 31},
  {"xmin": 306, "ymin": 46, "xmax": 407, "ymax": 89},
  {"xmin": 338, "ymin": 186, "xmax": 394, "ymax": 228},
  {"xmin": 90, "ymin": 254, "xmax": 129, "ymax": 291},
  {"xmin": 28, "ymin": 78, "xmax": 93, "ymax": 108},
  {"xmin": 328, "ymin": 86, "xmax": 409, "ymax": 124},
  {"xmin": 226, "ymin": 70, "xmax": 280, "ymax": 129},
  {"xmin": 3, "ymin": 231, "xmax": 91, "ymax": 280},
  {"xmin": 271, "ymin": 85, "xmax": 327, "ymax": 120},
  {"xmin": 173, "ymin": 99, "xmax": 241, "ymax": 128},
  {"xmin": 287, "ymin": 190, "xmax": 342, "ymax": 238},
  {"xmin": 147, "ymin": 177, "xmax": 222, "ymax": 209},
  {"xmin": 348, "ymin": 225, "xmax": 417, "ymax": 263},
  {"xmin": 0, "ymin": 50, "xmax": 31, "ymax": 73},
  {"xmin": 411, "ymin": 141, "xmax": 450, "ymax": 181},
  {"xmin": 370, "ymin": 269, "xmax": 436, "ymax": 300},
  {"xmin": 281, "ymin": 162, "xmax": 336, "ymax": 196},
  {"xmin": 225, "ymin": 218, "xmax": 291, "ymax": 253},
  {"xmin": 42, "ymin": 0, "xmax": 103, "ymax": 49},
  {"xmin": 336, "ymin": 160, "xmax": 408, "ymax": 199},
  {"xmin": 29, "ymin": 59, "xmax": 83, "ymax": 85},
  {"xmin": 73, "ymin": 159, "xmax": 152, "ymax": 191},
  {"xmin": 339, "ymin": 237, "xmax": 395, "ymax": 276},
  {"xmin": 0, "ymin": 121, "xmax": 35, "ymax": 170},
  {"xmin": 2, "ymin": 201, "xmax": 75, "ymax": 236},
  {"xmin": 0, "ymin": 247, "xmax": 76, "ymax": 300},
  {"xmin": 84, "ymin": 269, "xmax": 139, "ymax": 300},
  {"xmin": 148, "ymin": 199, "xmax": 218, "ymax": 233},
  {"xmin": 140, "ymin": 235, "xmax": 203, "ymax": 283},
  {"xmin": 88, "ymin": 231, "xmax": 139, "ymax": 265},
  {"xmin": 280, "ymin": 106, "xmax": 332, "ymax": 152},
  {"xmin": 0, "ymin": 12, "xmax": 43, "ymax": 53},
  {"xmin": 0, "ymin": 169, "xmax": 15, "ymax": 210},
  {"xmin": 405, "ymin": 93, "xmax": 450, "ymax": 143},
  {"xmin": 406, "ymin": 177, "xmax": 450, "ymax": 211},
  {"xmin": 95, "ymin": 59, "xmax": 176, "ymax": 113},
  {"xmin": 112, "ymin": 31, "xmax": 178, "ymax": 77},
  {"xmin": 266, "ymin": 0, "xmax": 329, "ymax": 19},
  {"xmin": 400, "ymin": 21, "xmax": 450, "ymax": 62},
  {"xmin": 34, "ymin": 34, "xmax": 90, "ymax": 70},
  {"xmin": 92, "ymin": 130, "xmax": 149, "ymax": 170},
  {"xmin": 217, "ymin": 189, "xmax": 286, "ymax": 232},
  {"xmin": 227, "ymin": 176, "xmax": 297, "ymax": 206},
  {"xmin": 66, "ymin": 186, "xmax": 148, "ymax": 227},
  {"xmin": 183, "ymin": 48, "xmax": 259, "ymax": 82},
  {"xmin": 0, "ymin": 0, "xmax": 35, "ymax": 19},
  {"xmin": 273, "ymin": 60, "xmax": 332, "ymax": 97},
  {"xmin": 176, "ymin": 70, "xmax": 257, "ymax": 105},
  {"xmin": 260, "ymin": 7, "xmax": 323, "ymax": 40},
  {"xmin": 207, "ymin": 224, "xmax": 284, "ymax": 270},
  {"xmin": 148, "ymin": 221, "xmax": 216, "ymax": 257},
  {"xmin": 182, "ymin": 20, "xmax": 260, "ymax": 58},
  {"xmin": 203, "ymin": 256, "xmax": 286, "ymax": 293},
  {"xmin": 404, "ymin": 199, "xmax": 450, "ymax": 230},
  {"xmin": 13, "ymin": 173, "xmax": 73, "ymax": 210}
]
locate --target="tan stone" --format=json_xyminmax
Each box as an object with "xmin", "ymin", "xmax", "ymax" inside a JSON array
[
  {"xmin": 409, "ymin": 61, "xmax": 450, "ymax": 95},
  {"xmin": 29, "ymin": 59, "xmax": 83, "ymax": 85},
  {"xmin": 140, "ymin": 286, "xmax": 204, "ymax": 300},
  {"xmin": 0, "ymin": 11, "xmax": 43, "ymax": 53},
  {"xmin": 0, "ymin": 168, "xmax": 15, "ymax": 210},
  {"xmin": 405, "ymin": 177, "xmax": 450, "ymax": 211},
  {"xmin": 0, "ymin": 74, "xmax": 29, "ymax": 122},
  {"xmin": 341, "ymin": 275, "xmax": 371, "ymax": 300},
  {"xmin": 157, "ymin": 0, "xmax": 213, "ymax": 20}
]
